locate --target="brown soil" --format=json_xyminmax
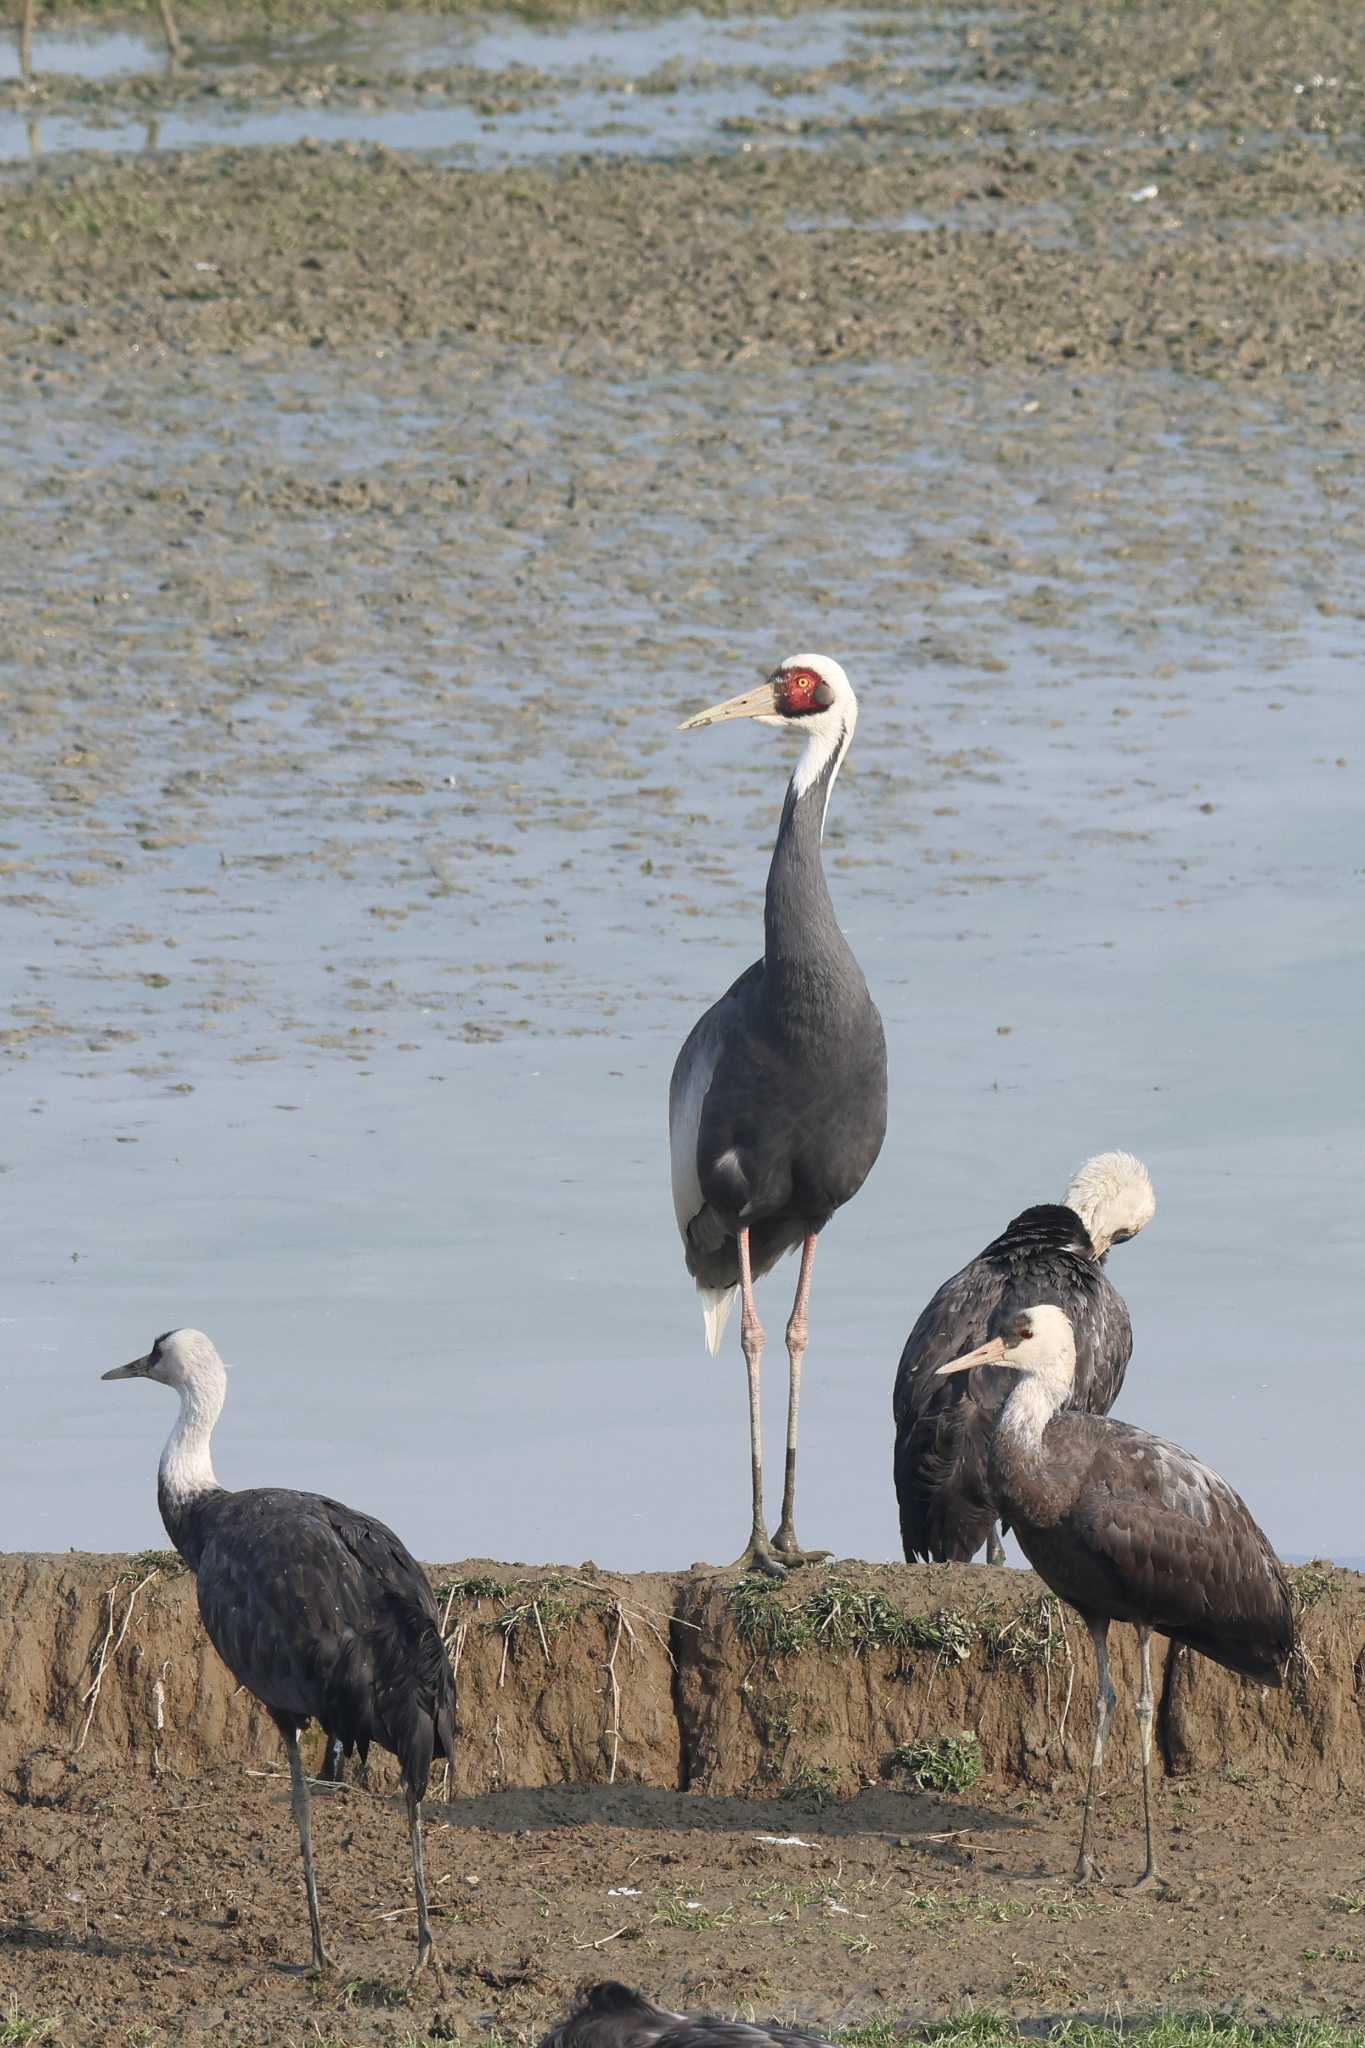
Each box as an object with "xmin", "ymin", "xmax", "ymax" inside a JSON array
[{"xmin": 3, "ymin": 1555, "xmax": 1364, "ymax": 2041}]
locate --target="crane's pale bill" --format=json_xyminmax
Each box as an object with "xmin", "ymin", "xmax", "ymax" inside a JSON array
[
  {"xmin": 936, "ymin": 1335, "xmax": 1008, "ymax": 1378},
  {"xmin": 679, "ymin": 680, "xmax": 780, "ymax": 731}
]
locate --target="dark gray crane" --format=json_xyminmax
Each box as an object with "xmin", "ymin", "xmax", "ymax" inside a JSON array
[
  {"xmin": 103, "ymin": 1327, "xmax": 454, "ymax": 1979},
  {"xmin": 670, "ymin": 653, "xmax": 887, "ymax": 1578},
  {"xmin": 894, "ymin": 1150, "xmax": 1155, "ymax": 1565},
  {"xmin": 540, "ymin": 1983, "xmax": 833, "ymax": 2048},
  {"xmin": 937, "ymin": 1302, "xmax": 1295, "ymax": 1888}
]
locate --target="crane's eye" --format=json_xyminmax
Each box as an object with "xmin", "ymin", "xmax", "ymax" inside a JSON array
[{"xmin": 772, "ymin": 668, "xmax": 836, "ymax": 717}]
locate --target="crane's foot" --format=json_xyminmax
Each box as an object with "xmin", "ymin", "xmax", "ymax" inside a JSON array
[
  {"xmin": 1073, "ymin": 1851, "xmax": 1104, "ymax": 1886},
  {"xmin": 771, "ymin": 1526, "xmax": 831, "ymax": 1567},
  {"xmin": 1127, "ymin": 1865, "xmax": 1165, "ymax": 1895},
  {"xmin": 308, "ymin": 1944, "xmax": 338, "ymax": 1977},
  {"xmin": 410, "ymin": 1934, "xmax": 446, "ymax": 1988},
  {"xmin": 727, "ymin": 1534, "xmax": 787, "ymax": 1579}
]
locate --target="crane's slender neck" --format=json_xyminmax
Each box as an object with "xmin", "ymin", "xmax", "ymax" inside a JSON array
[
  {"xmin": 763, "ymin": 714, "xmax": 855, "ymax": 976},
  {"xmin": 988, "ymin": 1371, "xmax": 1072, "ymax": 1528},
  {"xmin": 157, "ymin": 1372, "xmax": 225, "ymax": 1564}
]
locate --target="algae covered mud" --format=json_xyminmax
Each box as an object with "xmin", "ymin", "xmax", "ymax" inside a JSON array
[{"xmin": 3, "ymin": 7, "xmax": 1365, "ymax": 1595}]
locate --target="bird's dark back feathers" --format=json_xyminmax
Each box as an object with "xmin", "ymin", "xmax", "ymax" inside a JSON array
[
  {"xmin": 539, "ymin": 1984, "xmax": 834, "ymax": 2048},
  {"xmin": 995, "ymin": 1411, "xmax": 1297, "ymax": 1683},
  {"xmin": 670, "ymin": 743, "xmax": 886, "ymax": 1296},
  {"xmin": 893, "ymin": 1204, "xmax": 1133, "ymax": 1562},
  {"xmin": 172, "ymin": 1486, "xmax": 455, "ymax": 1796}
]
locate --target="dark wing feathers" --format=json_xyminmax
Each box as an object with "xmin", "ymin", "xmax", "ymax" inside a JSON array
[
  {"xmin": 539, "ymin": 1985, "xmax": 834, "ymax": 2048},
  {"xmin": 893, "ymin": 1205, "xmax": 1133, "ymax": 1563},
  {"xmin": 1018, "ymin": 1415, "xmax": 1296, "ymax": 1683},
  {"xmin": 193, "ymin": 1488, "xmax": 454, "ymax": 1794}
]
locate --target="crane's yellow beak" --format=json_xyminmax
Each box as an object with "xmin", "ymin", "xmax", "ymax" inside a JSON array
[
  {"xmin": 102, "ymin": 1355, "xmax": 149, "ymax": 1381},
  {"xmin": 679, "ymin": 679, "xmax": 779, "ymax": 730},
  {"xmin": 935, "ymin": 1336, "xmax": 1008, "ymax": 1378}
]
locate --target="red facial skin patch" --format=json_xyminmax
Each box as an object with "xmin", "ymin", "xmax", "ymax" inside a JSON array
[{"xmin": 771, "ymin": 667, "xmax": 835, "ymax": 717}]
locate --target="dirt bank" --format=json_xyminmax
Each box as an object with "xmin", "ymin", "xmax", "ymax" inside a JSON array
[
  {"xmin": 3, "ymin": 1556, "xmax": 1365, "ymax": 2042},
  {"xmin": 3, "ymin": 1554, "xmax": 1361, "ymax": 1801}
]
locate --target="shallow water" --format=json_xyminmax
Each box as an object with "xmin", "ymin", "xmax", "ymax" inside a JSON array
[
  {"xmin": 1, "ymin": 342, "xmax": 1362, "ymax": 1570},
  {"xmin": 0, "ymin": 7, "xmax": 984, "ymax": 165}
]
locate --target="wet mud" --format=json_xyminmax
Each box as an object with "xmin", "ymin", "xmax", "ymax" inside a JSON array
[{"xmin": 3, "ymin": 1554, "xmax": 1365, "ymax": 2042}]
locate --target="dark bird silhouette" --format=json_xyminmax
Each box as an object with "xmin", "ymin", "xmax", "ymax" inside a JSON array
[
  {"xmin": 103, "ymin": 1327, "xmax": 454, "ymax": 1977},
  {"xmin": 937, "ymin": 1302, "xmax": 1295, "ymax": 1887},
  {"xmin": 893, "ymin": 1151, "xmax": 1155, "ymax": 1565},
  {"xmin": 670, "ymin": 654, "xmax": 887, "ymax": 1576},
  {"xmin": 539, "ymin": 1983, "xmax": 833, "ymax": 2048}
]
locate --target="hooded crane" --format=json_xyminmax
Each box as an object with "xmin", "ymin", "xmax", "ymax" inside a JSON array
[
  {"xmin": 893, "ymin": 1151, "xmax": 1155, "ymax": 1566},
  {"xmin": 103, "ymin": 1328, "xmax": 454, "ymax": 1979},
  {"xmin": 670, "ymin": 654, "xmax": 887, "ymax": 1577},
  {"xmin": 540, "ymin": 1982, "xmax": 833, "ymax": 2048},
  {"xmin": 937, "ymin": 1302, "xmax": 1294, "ymax": 1888}
]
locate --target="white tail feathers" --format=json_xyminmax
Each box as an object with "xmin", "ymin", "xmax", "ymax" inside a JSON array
[{"xmin": 700, "ymin": 1286, "xmax": 737, "ymax": 1356}]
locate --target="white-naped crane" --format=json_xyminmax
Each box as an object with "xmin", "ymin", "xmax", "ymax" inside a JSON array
[
  {"xmin": 540, "ymin": 1982, "xmax": 834, "ymax": 2048},
  {"xmin": 670, "ymin": 654, "xmax": 887, "ymax": 1578},
  {"xmin": 103, "ymin": 1327, "xmax": 454, "ymax": 1979},
  {"xmin": 894, "ymin": 1151, "xmax": 1155, "ymax": 1565},
  {"xmin": 937, "ymin": 1302, "xmax": 1295, "ymax": 1888}
]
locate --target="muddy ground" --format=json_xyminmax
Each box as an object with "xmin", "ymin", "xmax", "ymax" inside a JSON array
[
  {"xmin": 3, "ymin": 1556, "xmax": 1365, "ymax": 2041},
  {"xmin": 4, "ymin": 0, "xmax": 1365, "ymax": 2036}
]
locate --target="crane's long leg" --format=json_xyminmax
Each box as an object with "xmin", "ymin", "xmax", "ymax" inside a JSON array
[
  {"xmin": 1075, "ymin": 1617, "xmax": 1116, "ymax": 1884},
  {"xmin": 19, "ymin": 0, "xmax": 36, "ymax": 86},
  {"xmin": 155, "ymin": 0, "xmax": 184, "ymax": 61},
  {"xmin": 282, "ymin": 1723, "xmax": 334, "ymax": 1972},
  {"xmin": 406, "ymin": 1788, "xmax": 444, "ymax": 1984},
  {"xmin": 1129, "ymin": 1625, "xmax": 1162, "ymax": 1892},
  {"xmin": 772, "ymin": 1234, "xmax": 830, "ymax": 1566},
  {"xmin": 727, "ymin": 1227, "xmax": 784, "ymax": 1578}
]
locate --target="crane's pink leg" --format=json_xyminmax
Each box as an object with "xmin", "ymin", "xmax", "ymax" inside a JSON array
[
  {"xmin": 727, "ymin": 1227, "xmax": 785, "ymax": 1578},
  {"xmin": 1075, "ymin": 1618, "xmax": 1115, "ymax": 1883},
  {"xmin": 772, "ymin": 1234, "xmax": 830, "ymax": 1565}
]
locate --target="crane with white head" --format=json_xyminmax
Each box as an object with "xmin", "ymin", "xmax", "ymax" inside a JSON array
[
  {"xmin": 937, "ymin": 1301, "xmax": 1295, "ymax": 1887},
  {"xmin": 103, "ymin": 1328, "xmax": 454, "ymax": 1980},
  {"xmin": 894, "ymin": 1150, "xmax": 1156, "ymax": 1564},
  {"xmin": 669, "ymin": 654, "xmax": 887, "ymax": 1577}
]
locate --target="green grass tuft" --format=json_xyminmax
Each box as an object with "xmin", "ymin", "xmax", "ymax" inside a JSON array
[
  {"xmin": 0, "ymin": 2008, "xmax": 60, "ymax": 2047},
  {"xmin": 121, "ymin": 1549, "xmax": 184, "ymax": 1582},
  {"xmin": 890, "ymin": 1732, "xmax": 983, "ymax": 1795},
  {"xmin": 837, "ymin": 2018, "xmax": 1365, "ymax": 2047},
  {"xmin": 976, "ymin": 1593, "xmax": 1062, "ymax": 1668},
  {"xmin": 437, "ymin": 1572, "xmax": 513, "ymax": 1605},
  {"xmin": 1290, "ymin": 1560, "xmax": 1339, "ymax": 1612}
]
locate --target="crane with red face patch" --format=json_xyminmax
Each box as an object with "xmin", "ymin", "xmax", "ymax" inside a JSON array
[{"xmin": 669, "ymin": 653, "xmax": 887, "ymax": 1577}]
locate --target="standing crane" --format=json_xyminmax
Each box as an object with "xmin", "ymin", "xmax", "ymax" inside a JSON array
[
  {"xmin": 670, "ymin": 653, "xmax": 887, "ymax": 1577},
  {"xmin": 102, "ymin": 1327, "xmax": 454, "ymax": 1978},
  {"xmin": 17, "ymin": 0, "xmax": 182, "ymax": 83},
  {"xmin": 893, "ymin": 1151, "xmax": 1155, "ymax": 1564},
  {"xmin": 936, "ymin": 1302, "xmax": 1295, "ymax": 1887}
]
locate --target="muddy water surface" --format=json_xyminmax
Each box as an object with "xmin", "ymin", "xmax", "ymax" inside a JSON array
[{"xmin": 1, "ymin": 0, "xmax": 1363, "ymax": 1575}]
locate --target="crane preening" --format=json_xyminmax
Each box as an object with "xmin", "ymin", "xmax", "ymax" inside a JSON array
[
  {"xmin": 894, "ymin": 1152, "xmax": 1155, "ymax": 1564},
  {"xmin": 103, "ymin": 1329, "xmax": 455, "ymax": 1979},
  {"xmin": 937, "ymin": 1303, "xmax": 1295, "ymax": 1888},
  {"xmin": 669, "ymin": 654, "xmax": 887, "ymax": 1578}
]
